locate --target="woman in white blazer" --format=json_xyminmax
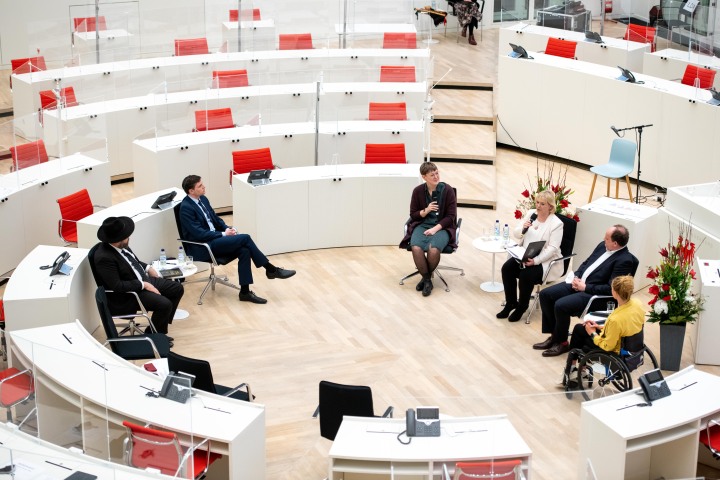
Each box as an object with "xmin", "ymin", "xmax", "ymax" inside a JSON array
[{"xmin": 498, "ymin": 190, "xmax": 564, "ymax": 322}]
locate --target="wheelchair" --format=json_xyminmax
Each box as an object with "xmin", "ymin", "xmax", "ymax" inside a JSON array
[{"xmin": 563, "ymin": 308, "xmax": 659, "ymax": 401}]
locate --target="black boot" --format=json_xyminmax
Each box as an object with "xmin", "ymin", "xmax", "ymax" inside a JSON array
[{"xmin": 496, "ymin": 303, "xmax": 517, "ymax": 319}]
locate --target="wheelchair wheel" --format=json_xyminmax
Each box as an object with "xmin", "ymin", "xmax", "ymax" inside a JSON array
[
  {"xmin": 626, "ymin": 345, "xmax": 660, "ymax": 387},
  {"xmin": 578, "ymin": 351, "xmax": 632, "ymax": 401}
]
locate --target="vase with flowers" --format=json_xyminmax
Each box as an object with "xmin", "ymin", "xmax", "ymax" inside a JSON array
[
  {"xmin": 514, "ymin": 160, "xmax": 580, "ymax": 222},
  {"xmin": 646, "ymin": 222, "xmax": 704, "ymax": 370}
]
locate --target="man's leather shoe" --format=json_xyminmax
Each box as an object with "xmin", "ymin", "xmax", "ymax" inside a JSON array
[
  {"xmin": 542, "ymin": 343, "xmax": 570, "ymax": 357},
  {"xmin": 532, "ymin": 336, "xmax": 554, "ymax": 350},
  {"xmin": 508, "ymin": 306, "xmax": 527, "ymax": 322},
  {"xmin": 266, "ymin": 267, "xmax": 296, "ymax": 280},
  {"xmin": 422, "ymin": 279, "xmax": 433, "ymax": 297},
  {"xmin": 239, "ymin": 291, "xmax": 268, "ymax": 304},
  {"xmin": 416, "ymin": 279, "xmax": 425, "ymax": 291}
]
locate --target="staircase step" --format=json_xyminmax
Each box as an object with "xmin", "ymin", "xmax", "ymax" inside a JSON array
[
  {"xmin": 430, "ymin": 122, "xmax": 496, "ymax": 163},
  {"xmin": 438, "ymin": 161, "xmax": 496, "ymax": 209},
  {"xmin": 432, "ymin": 88, "xmax": 494, "ymax": 122}
]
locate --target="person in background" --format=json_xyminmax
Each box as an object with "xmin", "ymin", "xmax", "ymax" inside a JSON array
[
  {"xmin": 497, "ymin": 190, "xmax": 564, "ymax": 322},
  {"xmin": 399, "ymin": 162, "xmax": 457, "ymax": 297},
  {"xmin": 455, "ymin": 0, "xmax": 482, "ymax": 46}
]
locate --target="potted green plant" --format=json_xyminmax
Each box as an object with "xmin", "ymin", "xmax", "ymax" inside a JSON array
[{"xmin": 646, "ymin": 223, "xmax": 704, "ymax": 371}]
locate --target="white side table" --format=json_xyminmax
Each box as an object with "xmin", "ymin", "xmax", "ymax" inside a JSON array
[
  {"xmin": 153, "ymin": 261, "xmax": 198, "ymax": 320},
  {"xmin": 472, "ymin": 237, "xmax": 507, "ymax": 292}
]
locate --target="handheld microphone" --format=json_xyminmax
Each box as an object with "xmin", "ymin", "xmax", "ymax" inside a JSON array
[
  {"xmin": 521, "ymin": 212, "xmax": 538, "ymax": 235},
  {"xmin": 431, "ymin": 191, "xmax": 438, "ymax": 203},
  {"xmin": 611, "ymin": 125, "xmax": 621, "ymax": 137}
]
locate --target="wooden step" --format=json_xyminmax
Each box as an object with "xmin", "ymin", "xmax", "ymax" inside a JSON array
[
  {"xmin": 429, "ymin": 122, "xmax": 496, "ymax": 162},
  {"xmin": 436, "ymin": 161, "xmax": 496, "ymax": 209},
  {"xmin": 432, "ymin": 88, "xmax": 494, "ymax": 122}
]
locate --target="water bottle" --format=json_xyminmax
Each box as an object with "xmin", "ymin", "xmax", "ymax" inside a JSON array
[
  {"xmin": 159, "ymin": 248, "xmax": 167, "ymax": 267},
  {"xmin": 177, "ymin": 246, "xmax": 185, "ymax": 265},
  {"xmin": 494, "ymin": 220, "xmax": 501, "ymax": 239},
  {"xmin": 503, "ymin": 223, "xmax": 510, "ymax": 245}
]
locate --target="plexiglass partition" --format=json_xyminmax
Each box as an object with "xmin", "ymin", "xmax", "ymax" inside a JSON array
[{"xmin": 69, "ymin": 2, "xmax": 141, "ymax": 65}]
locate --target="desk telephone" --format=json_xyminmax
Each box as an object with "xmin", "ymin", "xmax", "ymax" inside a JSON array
[
  {"xmin": 406, "ymin": 407, "xmax": 440, "ymax": 437},
  {"xmin": 50, "ymin": 251, "xmax": 72, "ymax": 276},
  {"xmin": 158, "ymin": 371, "xmax": 195, "ymax": 404},
  {"xmin": 638, "ymin": 368, "xmax": 671, "ymax": 403}
]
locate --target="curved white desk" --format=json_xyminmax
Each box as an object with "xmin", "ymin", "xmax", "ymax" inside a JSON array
[
  {"xmin": 232, "ymin": 163, "xmax": 421, "ymax": 255},
  {"xmin": 9, "ymin": 321, "xmax": 265, "ymax": 479},
  {"xmin": 643, "ymin": 48, "xmax": 720, "ymax": 91},
  {"xmin": 221, "ymin": 20, "xmax": 276, "ymax": 52},
  {"xmin": 133, "ymin": 120, "xmax": 424, "ymax": 210}
]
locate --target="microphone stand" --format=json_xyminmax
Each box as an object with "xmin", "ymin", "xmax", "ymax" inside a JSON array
[{"xmin": 612, "ymin": 124, "xmax": 653, "ymax": 204}]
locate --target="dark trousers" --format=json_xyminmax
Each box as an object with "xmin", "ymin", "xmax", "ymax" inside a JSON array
[
  {"xmin": 539, "ymin": 282, "xmax": 592, "ymax": 344},
  {"xmin": 569, "ymin": 323, "xmax": 596, "ymax": 351},
  {"xmin": 208, "ymin": 233, "xmax": 268, "ymax": 285},
  {"xmin": 500, "ymin": 259, "xmax": 542, "ymax": 307},
  {"xmin": 108, "ymin": 276, "xmax": 183, "ymax": 334}
]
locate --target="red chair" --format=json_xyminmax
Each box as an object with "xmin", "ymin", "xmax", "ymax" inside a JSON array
[
  {"xmin": 681, "ymin": 64, "xmax": 716, "ymax": 89},
  {"xmin": 56, "ymin": 188, "xmax": 96, "ymax": 244},
  {"xmin": 73, "ymin": 16, "xmax": 108, "ymax": 32},
  {"xmin": 194, "ymin": 108, "xmax": 235, "ymax": 132},
  {"xmin": 212, "ymin": 69, "xmax": 249, "ymax": 88},
  {"xmin": 11, "ymin": 56, "xmax": 46, "ymax": 75},
  {"xmin": 453, "ymin": 460, "xmax": 524, "ymax": 479},
  {"xmin": 369, "ymin": 102, "xmax": 407, "ymax": 121},
  {"xmin": 9, "ymin": 139, "xmax": 49, "ymax": 171},
  {"xmin": 174, "ymin": 37, "xmax": 209, "ymax": 56},
  {"xmin": 0, "ymin": 368, "xmax": 35, "ymax": 425},
  {"xmin": 230, "ymin": 148, "xmax": 275, "ymax": 185},
  {"xmin": 229, "ymin": 8, "xmax": 261, "ymax": 21},
  {"xmin": 383, "ymin": 32, "xmax": 417, "ymax": 49},
  {"xmin": 39, "ymin": 86, "xmax": 78, "ymax": 110},
  {"xmin": 700, "ymin": 419, "xmax": 720, "ymax": 460},
  {"xmin": 380, "ymin": 65, "xmax": 416, "ymax": 82},
  {"xmin": 122, "ymin": 421, "xmax": 221, "ymax": 479},
  {"xmin": 364, "ymin": 144, "xmax": 407, "ymax": 164},
  {"xmin": 624, "ymin": 25, "xmax": 656, "ymax": 52},
  {"xmin": 278, "ymin": 33, "xmax": 313, "ymax": 50},
  {"xmin": 544, "ymin": 38, "xmax": 577, "ymax": 59}
]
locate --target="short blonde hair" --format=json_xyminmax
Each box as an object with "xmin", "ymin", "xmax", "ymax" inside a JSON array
[
  {"xmin": 535, "ymin": 190, "xmax": 556, "ymax": 211},
  {"xmin": 612, "ymin": 275, "xmax": 634, "ymax": 301}
]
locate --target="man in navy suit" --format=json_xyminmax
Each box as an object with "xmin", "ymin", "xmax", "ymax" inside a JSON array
[
  {"xmin": 534, "ymin": 224, "xmax": 635, "ymax": 357},
  {"xmin": 179, "ymin": 175, "xmax": 295, "ymax": 304}
]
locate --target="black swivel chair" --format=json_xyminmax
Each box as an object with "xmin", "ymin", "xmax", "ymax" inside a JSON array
[
  {"xmin": 167, "ymin": 351, "xmax": 253, "ymax": 401},
  {"xmin": 95, "ymin": 287, "xmax": 170, "ymax": 360},
  {"xmin": 313, "ymin": 380, "xmax": 394, "ymax": 441},
  {"xmin": 173, "ymin": 204, "xmax": 240, "ymax": 305}
]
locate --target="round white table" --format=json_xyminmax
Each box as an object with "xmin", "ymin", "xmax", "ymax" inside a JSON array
[
  {"xmin": 153, "ymin": 261, "xmax": 198, "ymax": 320},
  {"xmin": 472, "ymin": 237, "xmax": 507, "ymax": 293}
]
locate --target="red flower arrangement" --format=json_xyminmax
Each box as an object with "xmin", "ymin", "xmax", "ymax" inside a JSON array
[
  {"xmin": 514, "ymin": 160, "xmax": 579, "ymax": 222},
  {"xmin": 646, "ymin": 223, "xmax": 704, "ymax": 324}
]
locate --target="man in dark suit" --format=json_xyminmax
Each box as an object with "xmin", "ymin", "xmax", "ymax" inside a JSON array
[
  {"xmin": 93, "ymin": 216, "xmax": 183, "ymax": 343},
  {"xmin": 178, "ymin": 175, "xmax": 295, "ymax": 305},
  {"xmin": 534, "ymin": 224, "xmax": 635, "ymax": 357}
]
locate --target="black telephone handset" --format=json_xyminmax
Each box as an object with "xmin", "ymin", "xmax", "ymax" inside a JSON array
[
  {"xmin": 50, "ymin": 251, "xmax": 71, "ymax": 276},
  {"xmin": 159, "ymin": 374, "xmax": 174, "ymax": 398},
  {"xmin": 406, "ymin": 408, "xmax": 417, "ymax": 437},
  {"xmin": 638, "ymin": 368, "xmax": 671, "ymax": 403}
]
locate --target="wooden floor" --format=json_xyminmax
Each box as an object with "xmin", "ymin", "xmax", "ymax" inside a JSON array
[{"xmin": 2, "ymin": 23, "xmax": 720, "ymax": 480}]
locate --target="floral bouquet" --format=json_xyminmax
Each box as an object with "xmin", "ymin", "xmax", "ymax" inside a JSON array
[
  {"xmin": 514, "ymin": 160, "xmax": 579, "ymax": 221},
  {"xmin": 646, "ymin": 223, "xmax": 704, "ymax": 324}
]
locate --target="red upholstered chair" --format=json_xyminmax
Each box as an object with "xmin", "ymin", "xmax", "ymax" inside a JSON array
[
  {"xmin": 212, "ymin": 69, "xmax": 249, "ymax": 88},
  {"xmin": 230, "ymin": 148, "xmax": 275, "ymax": 185},
  {"xmin": 9, "ymin": 139, "xmax": 49, "ymax": 171},
  {"xmin": 700, "ymin": 419, "xmax": 720, "ymax": 460},
  {"xmin": 39, "ymin": 86, "xmax": 79, "ymax": 110},
  {"xmin": 229, "ymin": 8, "xmax": 261, "ymax": 21},
  {"xmin": 278, "ymin": 33, "xmax": 313, "ymax": 50},
  {"xmin": 383, "ymin": 32, "xmax": 417, "ymax": 49},
  {"xmin": 380, "ymin": 65, "xmax": 416, "ymax": 82},
  {"xmin": 453, "ymin": 460, "xmax": 525, "ymax": 479},
  {"xmin": 0, "ymin": 367, "xmax": 35, "ymax": 425},
  {"xmin": 56, "ymin": 188, "xmax": 96, "ymax": 244},
  {"xmin": 681, "ymin": 64, "xmax": 716, "ymax": 89},
  {"xmin": 624, "ymin": 25, "xmax": 656, "ymax": 52},
  {"xmin": 10, "ymin": 56, "xmax": 46, "ymax": 89},
  {"xmin": 369, "ymin": 102, "xmax": 407, "ymax": 121},
  {"xmin": 194, "ymin": 108, "xmax": 235, "ymax": 132},
  {"xmin": 122, "ymin": 421, "xmax": 221, "ymax": 479},
  {"xmin": 544, "ymin": 38, "xmax": 577, "ymax": 59},
  {"xmin": 174, "ymin": 37, "xmax": 209, "ymax": 56},
  {"xmin": 73, "ymin": 16, "xmax": 108, "ymax": 32},
  {"xmin": 364, "ymin": 143, "xmax": 407, "ymax": 164}
]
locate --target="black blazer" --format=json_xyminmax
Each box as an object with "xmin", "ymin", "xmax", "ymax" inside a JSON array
[
  {"xmin": 178, "ymin": 195, "xmax": 229, "ymax": 259},
  {"xmin": 574, "ymin": 242, "xmax": 636, "ymax": 296},
  {"xmin": 93, "ymin": 242, "xmax": 147, "ymax": 293}
]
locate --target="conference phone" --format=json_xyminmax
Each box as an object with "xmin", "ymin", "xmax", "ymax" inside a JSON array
[
  {"xmin": 158, "ymin": 371, "xmax": 195, "ymax": 404},
  {"xmin": 50, "ymin": 251, "xmax": 72, "ymax": 276},
  {"xmin": 406, "ymin": 406, "xmax": 441, "ymax": 437},
  {"xmin": 638, "ymin": 368, "xmax": 671, "ymax": 404}
]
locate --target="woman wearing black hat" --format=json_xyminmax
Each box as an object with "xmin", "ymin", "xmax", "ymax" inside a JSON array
[{"xmin": 93, "ymin": 216, "xmax": 184, "ymax": 343}]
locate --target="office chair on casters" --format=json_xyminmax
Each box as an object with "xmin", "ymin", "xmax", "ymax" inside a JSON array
[
  {"xmin": 174, "ymin": 37, "xmax": 210, "ymax": 56},
  {"xmin": 194, "ymin": 108, "xmax": 235, "ymax": 132},
  {"xmin": 9, "ymin": 139, "xmax": 49, "ymax": 171},
  {"xmin": 680, "ymin": 64, "xmax": 716, "ymax": 89},
  {"xmin": 229, "ymin": 8, "xmax": 261, "ymax": 21},
  {"xmin": 122, "ymin": 420, "xmax": 221, "ymax": 479},
  {"xmin": 313, "ymin": 381, "xmax": 394, "ymax": 441},
  {"xmin": 379, "ymin": 65, "xmax": 416, "ymax": 82},
  {"xmin": 700, "ymin": 419, "xmax": 720, "ymax": 459},
  {"xmin": 624, "ymin": 25, "xmax": 656, "ymax": 52},
  {"xmin": 544, "ymin": 37, "xmax": 577, "ymax": 59},
  {"xmin": 364, "ymin": 143, "xmax": 407, "ymax": 164},
  {"xmin": 212, "ymin": 69, "xmax": 249, "ymax": 88},
  {"xmin": 524, "ymin": 214, "xmax": 577, "ymax": 324},
  {"xmin": 167, "ymin": 351, "xmax": 253, "ymax": 401},
  {"xmin": 56, "ymin": 188, "xmax": 105, "ymax": 245},
  {"xmin": 453, "ymin": 460, "xmax": 526, "ymax": 479},
  {"xmin": 588, "ymin": 138, "xmax": 636, "ymax": 203},
  {"xmin": 9, "ymin": 56, "xmax": 46, "ymax": 90},
  {"xmin": 400, "ymin": 217, "xmax": 464, "ymax": 292},
  {"xmin": 0, "ymin": 367, "xmax": 36, "ymax": 429},
  {"xmin": 368, "ymin": 102, "xmax": 407, "ymax": 121},
  {"xmin": 173, "ymin": 204, "xmax": 241, "ymax": 305},
  {"xmin": 278, "ymin": 33, "xmax": 313, "ymax": 50}
]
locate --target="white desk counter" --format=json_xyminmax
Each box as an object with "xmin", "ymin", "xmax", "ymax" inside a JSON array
[
  {"xmin": 0, "ymin": 154, "xmax": 111, "ymax": 276},
  {"xmin": 3, "ymin": 245, "xmax": 97, "ymax": 333},
  {"xmin": 11, "ymin": 48, "xmax": 430, "ymax": 121},
  {"xmin": 497, "ymin": 52, "xmax": 720, "ymax": 188},
  {"xmin": 329, "ymin": 415, "xmax": 532, "ymax": 479},
  {"xmin": 133, "ymin": 120, "xmax": 424, "ymax": 210},
  {"xmin": 579, "ymin": 366, "xmax": 720, "ymax": 480},
  {"xmin": 643, "ymin": 48, "xmax": 720, "ymax": 91},
  {"xmin": 499, "ymin": 23, "xmax": 650, "ymax": 71},
  {"xmin": 221, "ymin": 20, "xmax": 276, "ymax": 52},
  {"xmin": 43, "ymin": 81, "xmax": 426, "ymax": 178},
  {"xmin": 77, "ymin": 187, "xmax": 185, "ymax": 262},
  {"xmin": 9, "ymin": 321, "xmax": 266, "ymax": 479},
  {"xmin": 232, "ymin": 163, "xmax": 421, "ymax": 255}
]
